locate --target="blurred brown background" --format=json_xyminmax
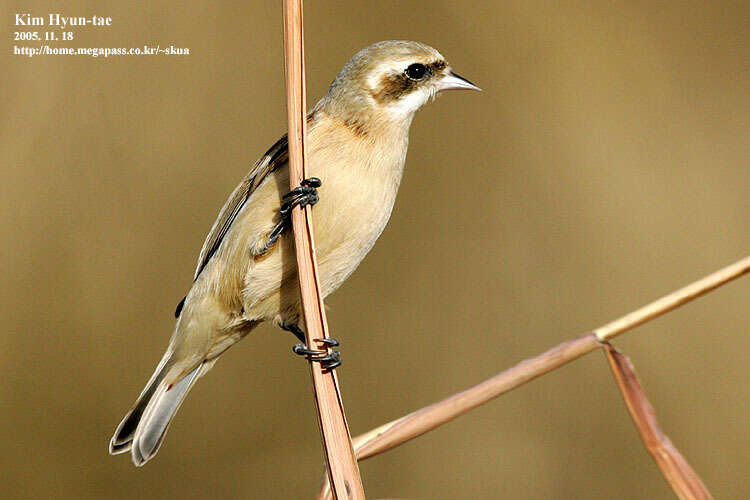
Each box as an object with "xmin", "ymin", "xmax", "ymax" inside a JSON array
[{"xmin": 2, "ymin": 1, "xmax": 748, "ymax": 498}]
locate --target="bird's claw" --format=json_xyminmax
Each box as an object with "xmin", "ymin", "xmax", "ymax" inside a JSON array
[
  {"xmin": 256, "ymin": 178, "xmax": 322, "ymax": 256},
  {"xmin": 279, "ymin": 177, "xmax": 322, "ymax": 218},
  {"xmin": 292, "ymin": 337, "xmax": 342, "ymax": 371}
]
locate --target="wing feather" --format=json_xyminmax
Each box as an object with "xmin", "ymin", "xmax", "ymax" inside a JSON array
[{"xmin": 193, "ymin": 134, "xmax": 288, "ymax": 280}]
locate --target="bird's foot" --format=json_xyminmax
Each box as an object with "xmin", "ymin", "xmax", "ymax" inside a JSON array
[
  {"xmin": 279, "ymin": 177, "xmax": 322, "ymax": 218},
  {"xmin": 254, "ymin": 178, "xmax": 322, "ymax": 256},
  {"xmin": 293, "ymin": 338, "xmax": 342, "ymax": 371}
]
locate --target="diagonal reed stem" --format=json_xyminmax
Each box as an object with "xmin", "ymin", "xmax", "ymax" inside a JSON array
[
  {"xmin": 282, "ymin": 1, "xmax": 365, "ymax": 498},
  {"xmin": 317, "ymin": 255, "xmax": 749, "ymax": 498}
]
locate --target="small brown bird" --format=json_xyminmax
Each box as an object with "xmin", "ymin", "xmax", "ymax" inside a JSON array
[{"xmin": 110, "ymin": 40, "xmax": 479, "ymax": 466}]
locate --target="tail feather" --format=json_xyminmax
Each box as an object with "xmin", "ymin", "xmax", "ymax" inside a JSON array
[
  {"xmin": 130, "ymin": 363, "xmax": 204, "ymax": 466},
  {"xmin": 109, "ymin": 356, "xmax": 207, "ymax": 466},
  {"xmin": 109, "ymin": 352, "xmax": 171, "ymax": 455}
]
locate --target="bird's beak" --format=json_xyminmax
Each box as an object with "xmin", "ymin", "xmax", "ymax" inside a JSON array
[{"xmin": 439, "ymin": 71, "xmax": 482, "ymax": 92}]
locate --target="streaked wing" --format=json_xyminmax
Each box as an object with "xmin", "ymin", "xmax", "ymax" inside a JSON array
[{"xmin": 193, "ymin": 134, "xmax": 288, "ymax": 280}]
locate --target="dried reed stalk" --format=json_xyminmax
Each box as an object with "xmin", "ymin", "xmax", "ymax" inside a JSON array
[
  {"xmin": 318, "ymin": 255, "xmax": 749, "ymax": 498},
  {"xmin": 282, "ymin": 1, "xmax": 365, "ymax": 497},
  {"xmin": 602, "ymin": 343, "xmax": 713, "ymax": 500}
]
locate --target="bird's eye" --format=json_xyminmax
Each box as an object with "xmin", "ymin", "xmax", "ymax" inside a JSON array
[{"xmin": 405, "ymin": 63, "xmax": 427, "ymax": 80}]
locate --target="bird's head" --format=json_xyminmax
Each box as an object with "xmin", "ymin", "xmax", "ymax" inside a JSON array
[{"xmin": 318, "ymin": 41, "xmax": 480, "ymax": 134}]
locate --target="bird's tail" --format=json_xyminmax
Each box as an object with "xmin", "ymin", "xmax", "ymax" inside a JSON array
[{"xmin": 109, "ymin": 354, "xmax": 208, "ymax": 466}]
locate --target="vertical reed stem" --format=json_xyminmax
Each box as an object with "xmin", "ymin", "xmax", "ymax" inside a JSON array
[{"xmin": 282, "ymin": 1, "xmax": 365, "ymax": 498}]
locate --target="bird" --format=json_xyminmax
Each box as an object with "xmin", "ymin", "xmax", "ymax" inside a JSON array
[{"xmin": 109, "ymin": 40, "xmax": 480, "ymax": 466}]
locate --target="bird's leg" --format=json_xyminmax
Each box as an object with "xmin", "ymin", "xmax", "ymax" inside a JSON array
[
  {"xmin": 279, "ymin": 321, "xmax": 307, "ymax": 343},
  {"xmin": 254, "ymin": 178, "xmax": 322, "ymax": 256},
  {"xmin": 280, "ymin": 322, "xmax": 342, "ymax": 371}
]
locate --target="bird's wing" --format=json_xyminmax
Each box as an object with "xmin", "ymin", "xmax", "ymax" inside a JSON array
[{"xmin": 193, "ymin": 134, "xmax": 288, "ymax": 281}]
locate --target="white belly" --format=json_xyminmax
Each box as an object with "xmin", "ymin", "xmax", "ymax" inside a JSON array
[
  {"xmin": 238, "ymin": 118, "xmax": 409, "ymax": 323},
  {"xmin": 310, "ymin": 150, "xmax": 404, "ymax": 297}
]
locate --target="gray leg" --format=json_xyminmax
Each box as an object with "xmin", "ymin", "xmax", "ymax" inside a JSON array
[{"xmin": 254, "ymin": 177, "xmax": 322, "ymax": 256}]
